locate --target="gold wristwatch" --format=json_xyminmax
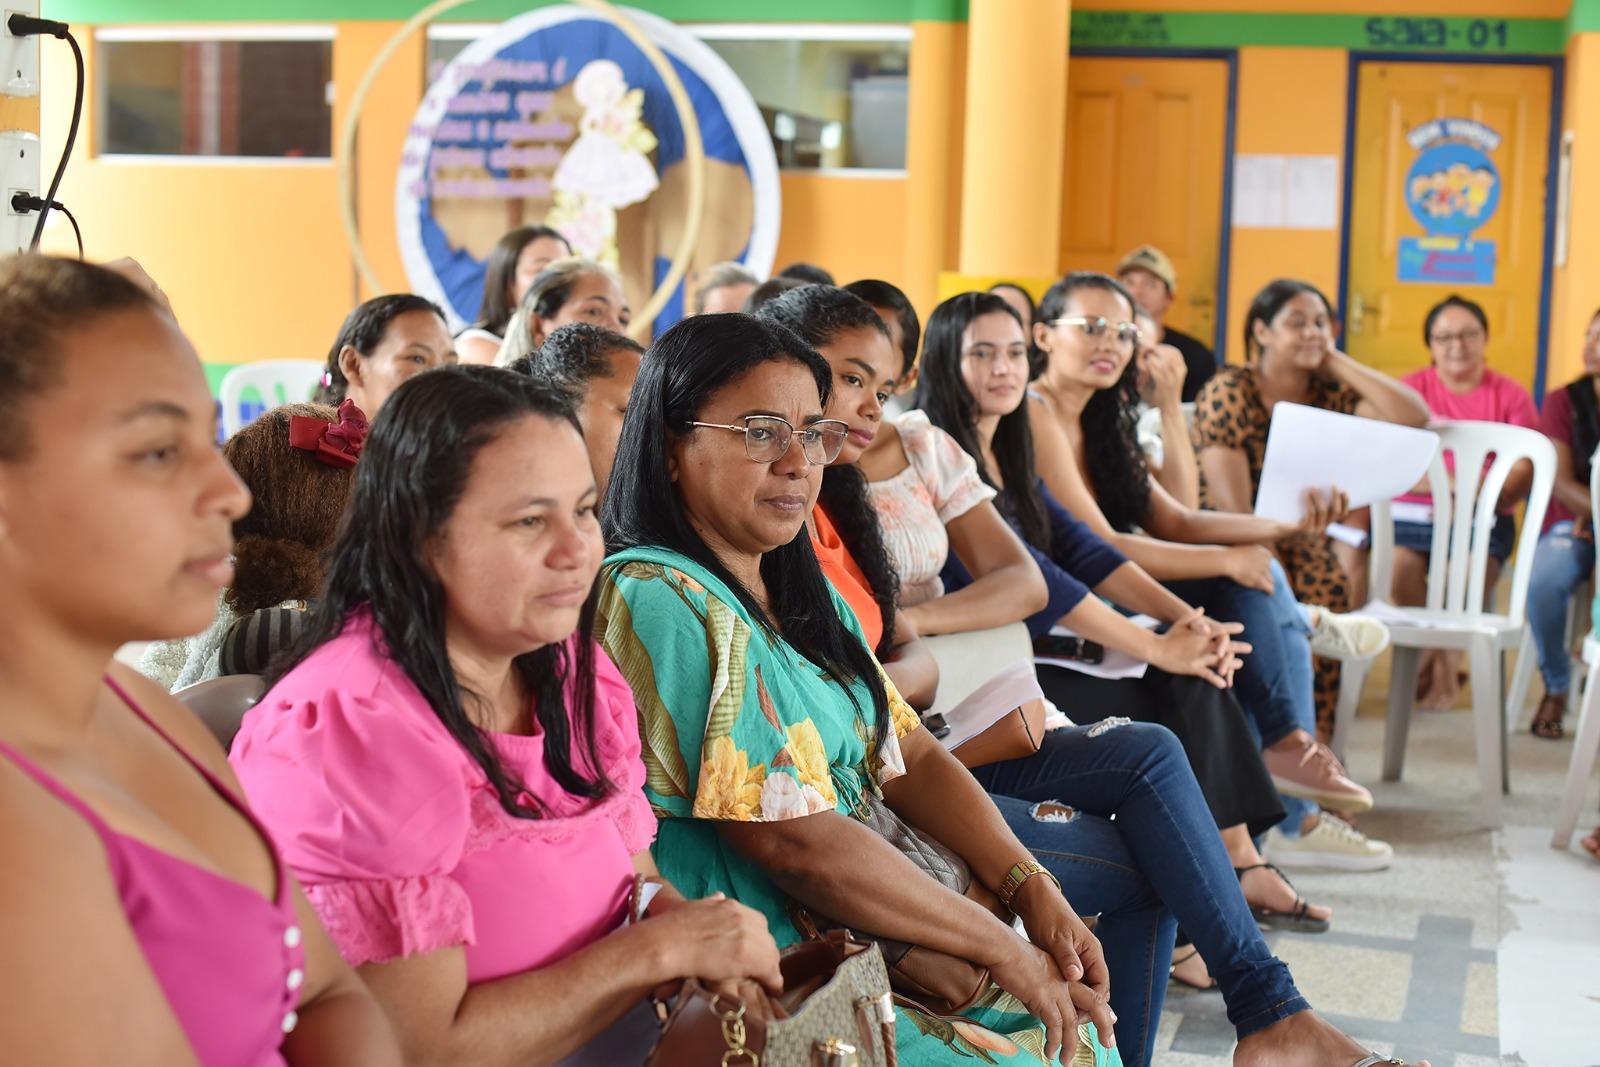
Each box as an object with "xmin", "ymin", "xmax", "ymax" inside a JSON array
[{"xmin": 997, "ymin": 859, "xmax": 1061, "ymax": 911}]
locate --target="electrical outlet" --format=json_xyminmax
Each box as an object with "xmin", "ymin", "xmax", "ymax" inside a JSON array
[
  {"xmin": 0, "ymin": 129, "xmax": 39, "ymax": 252},
  {"xmin": 0, "ymin": 1, "xmax": 40, "ymax": 97}
]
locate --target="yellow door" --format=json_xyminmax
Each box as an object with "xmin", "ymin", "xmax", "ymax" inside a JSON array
[
  {"xmin": 1060, "ymin": 57, "xmax": 1229, "ymax": 345},
  {"xmin": 1346, "ymin": 62, "xmax": 1552, "ymax": 387}
]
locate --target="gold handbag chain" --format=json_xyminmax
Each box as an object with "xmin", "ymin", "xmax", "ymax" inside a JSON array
[{"xmin": 711, "ymin": 994, "xmax": 758, "ymax": 1067}]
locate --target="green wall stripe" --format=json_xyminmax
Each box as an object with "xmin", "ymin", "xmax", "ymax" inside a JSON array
[
  {"xmin": 1570, "ymin": 0, "xmax": 1600, "ymax": 36},
  {"xmin": 44, "ymin": 0, "xmax": 964, "ymax": 23},
  {"xmin": 1071, "ymin": 12, "xmax": 1564, "ymax": 54}
]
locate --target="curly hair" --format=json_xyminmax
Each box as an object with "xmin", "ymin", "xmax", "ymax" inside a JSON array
[
  {"xmin": 223, "ymin": 403, "xmax": 354, "ymax": 614},
  {"xmin": 1037, "ymin": 272, "xmax": 1150, "ymax": 532}
]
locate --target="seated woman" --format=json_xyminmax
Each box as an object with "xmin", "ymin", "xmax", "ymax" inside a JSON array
[
  {"xmin": 138, "ymin": 400, "xmax": 366, "ymax": 689},
  {"xmin": 598, "ymin": 311, "xmax": 1421, "ymax": 1067},
  {"xmin": 512, "ymin": 322, "xmax": 644, "ymax": 499},
  {"xmin": 230, "ymin": 366, "xmax": 782, "ymax": 1066},
  {"xmin": 1028, "ymin": 272, "xmax": 1392, "ymax": 872},
  {"xmin": 496, "ymin": 258, "xmax": 632, "ymax": 367},
  {"xmin": 457, "ymin": 225, "xmax": 574, "ymax": 364},
  {"xmin": 0, "ymin": 256, "xmax": 400, "ymax": 1065},
  {"xmin": 317, "ymin": 294, "xmax": 456, "ymax": 419},
  {"xmin": 1384, "ymin": 295, "xmax": 1538, "ymax": 710},
  {"xmin": 1526, "ymin": 308, "xmax": 1600, "ymax": 737},
  {"xmin": 762, "ymin": 286, "xmax": 1333, "ymax": 1002}
]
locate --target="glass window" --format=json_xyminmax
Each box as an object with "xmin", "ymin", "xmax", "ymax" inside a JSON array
[
  {"xmin": 424, "ymin": 24, "xmax": 909, "ymax": 172},
  {"xmin": 97, "ymin": 32, "xmax": 333, "ymax": 159}
]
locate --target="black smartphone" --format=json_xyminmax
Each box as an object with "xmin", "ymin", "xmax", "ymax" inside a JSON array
[
  {"xmin": 1033, "ymin": 634, "xmax": 1106, "ymax": 665},
  {"xmin": 920, "ymin": 711, "xmax": 951, "ymax": 739}
]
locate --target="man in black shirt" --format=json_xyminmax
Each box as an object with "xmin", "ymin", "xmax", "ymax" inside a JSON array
[{"xmin": 1116, "ymin": 244, "xmax": 1217, "ymax": 402}]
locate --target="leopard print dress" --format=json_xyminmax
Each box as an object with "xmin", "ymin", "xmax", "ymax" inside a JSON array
[{"xmin": 1192, "ymin": 364, "xmax": 1361, "ymax": 740}]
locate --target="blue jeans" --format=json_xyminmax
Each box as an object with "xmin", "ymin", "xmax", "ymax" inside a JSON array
[
  {"xmin": 974, "ymin": 723, "xmax": 1310, "ymax": 1066},
  {"xmin": 1527, "ymin": 521, "xmax": 1596, "ymax": 694},
  {"xmin": 1166, "ymin": 560, "xmax": 1320, "ymax": 837}
]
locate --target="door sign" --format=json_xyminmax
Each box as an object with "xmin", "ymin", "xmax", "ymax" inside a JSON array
[{"xmin": 1397, "ymin": 118, "xmax": 1501, "ymax": 286}]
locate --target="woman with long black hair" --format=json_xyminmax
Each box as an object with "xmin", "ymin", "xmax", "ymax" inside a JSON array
[{"xmin": 231, "ymin": 365, "xmax": 782, "ymax": 1066}]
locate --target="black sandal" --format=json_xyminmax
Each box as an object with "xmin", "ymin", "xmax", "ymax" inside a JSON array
[
  {"xmin": 1531, "ymin": 693, "xmax": 1566, "ymax": 739},
  {"xmin": 1236, "ymin": 862, "xmax": 1330, "ymax": 934},
  {"xmin": 1168, "ymin": 946, "xmax": 1219, "ymax": 992}
]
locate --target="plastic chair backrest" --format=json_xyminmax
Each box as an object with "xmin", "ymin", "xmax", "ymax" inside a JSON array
[
  {"xmin": 173, "ymin": 674, "xmax": 265, "ymax": 750},
  {"xmin": 1134, "ymin": 402, "xmax": 1196, "ymax": 445},
  {"xmin": 1369, "ymin": 419, "xmax": 1554, "ymax": 626},
  {"xmin": 218, "ymin": 360, "xmax": 324, "ymax": 438},
  {"xmin": 1589, "ymin": 442, "xmax": 1600, "ymax": 633}
]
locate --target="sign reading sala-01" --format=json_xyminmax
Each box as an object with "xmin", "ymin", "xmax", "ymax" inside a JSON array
[
  {"xmin": 1397, "ymin": 118, "xmax": 1502, "ymax": 287},
  {"xmin": 396, "ymin": 5, "xmax": 780, "ymax": 335}
]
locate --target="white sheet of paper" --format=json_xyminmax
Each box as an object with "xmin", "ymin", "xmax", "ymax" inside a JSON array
[
  {"xmin": 1233, "ymin": 154, "xmax": 1287, "ymax": 228},
  {"xmin": 1285, "ymin": 156, "xmax": 1340, "ymax": 229},
  {"xmin": 1034, "ymin": 619, "xmax": 1153, "ymax": 681},
  {"xmin": 1253, "ymin": 403, "xmax": 1439, "ymax": 523}
]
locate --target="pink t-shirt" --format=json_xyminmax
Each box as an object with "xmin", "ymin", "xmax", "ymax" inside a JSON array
[
  {"xmin": 1397, "ymin": 365, "xmax": 1538, "ymax": 513},
  {"xmin": 230, "ymin": 614, "xmax": 655, "ymax": 984}
]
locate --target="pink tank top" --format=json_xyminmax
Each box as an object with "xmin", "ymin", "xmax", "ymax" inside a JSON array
[{"xmin": 0, "ymin": 677, "xmax": 304, "ymax": 1066}]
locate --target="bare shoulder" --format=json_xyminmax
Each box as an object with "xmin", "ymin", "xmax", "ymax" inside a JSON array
[{"xmin": 107, "ymin": 661, "xmax": 240, "ymax": 785}]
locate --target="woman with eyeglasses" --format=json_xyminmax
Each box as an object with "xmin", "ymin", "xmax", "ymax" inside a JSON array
[
  {"xmin": 1384, "ymin": 295, "xmax": 1537, "ymax": 711},
  {"xmin": 598, "ymin": 312, "xmax": 1127, "ymax": 1067},
  {"xmin": 1025, "ymin": 273, "xmax": 1402, "ymax": 873}
]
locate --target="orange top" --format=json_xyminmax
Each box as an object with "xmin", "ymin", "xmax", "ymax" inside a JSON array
[{"xmin": 811, "ymin": 504, "xmax": 884, "ymax": 652}]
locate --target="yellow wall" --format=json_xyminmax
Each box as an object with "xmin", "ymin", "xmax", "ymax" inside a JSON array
[
  {"xmin": 772, "ymin": 171, "xmax": 909, "ymax": 286},
  {"xmin": 1222, "ymin": 47, "xmax": 1348, "ymax": 362},
  {"xmin": 1548, "ymin": 31, "xmax": 1600, "ymax": 392}
]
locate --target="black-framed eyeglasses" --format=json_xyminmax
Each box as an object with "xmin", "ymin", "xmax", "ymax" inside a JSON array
[
  {"xmin": 1429, "ymin": 328, "xmax": 1485, "ymax": 348},
  {"xmin": 688, "ymin": 415, "xmax": 850, "ymax": 465},
  {"xmin": 1051, "ymin": 316, "xmax": 1142, "ymax": 349}
]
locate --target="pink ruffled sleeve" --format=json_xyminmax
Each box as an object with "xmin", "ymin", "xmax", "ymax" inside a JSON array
[
  {"xmin": 230, "ymin": 688, "xmax": 479, "ymax": 967},
  {"xmin": 591, "ymin": 644, "xmax": 658, "ymax": 854}
]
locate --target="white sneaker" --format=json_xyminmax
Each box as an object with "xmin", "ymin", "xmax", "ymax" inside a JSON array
[
  {"xmin": 1307, "ymin": 607, "xmax": 1390, "ymax": 662},
  {"xmin": 1265, "ymin": 816, "xmax": 1394, "ymax": 872}
]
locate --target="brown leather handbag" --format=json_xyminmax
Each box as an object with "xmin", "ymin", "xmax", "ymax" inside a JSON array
[
  {"xmin": 645, "ymin": 931, "xmax": 897, "ymax": 1067},
  {"xmin": 948, "ymin": 697, "xmax": 1047, "ymax": 770}
]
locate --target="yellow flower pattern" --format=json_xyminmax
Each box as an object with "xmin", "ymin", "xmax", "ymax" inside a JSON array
[
  {"xmin": 783, "ymin": 719, "xmax": 839, "ymax": 808},
  {"xmin": 692, "ymin": 735, "xmax": 766, "ymax": 820}
]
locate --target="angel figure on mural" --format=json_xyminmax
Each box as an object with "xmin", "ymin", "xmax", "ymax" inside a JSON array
[{"xmin": 549, "ymin": 59, "xmax": 660, "ymax": 260}]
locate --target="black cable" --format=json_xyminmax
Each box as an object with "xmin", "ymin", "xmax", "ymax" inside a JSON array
[
  {"xmin": 8, "ymin": 16, "xmax": 84, "ymax": 251},
  {"xmin": 55, "ymin": 202, "xmax": 81, "ymax": 258}
]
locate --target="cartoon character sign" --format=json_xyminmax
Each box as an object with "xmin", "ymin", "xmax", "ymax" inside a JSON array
[{"xmin": 1397, "ymin": 119, "xmax": 1502, "ymax": 286}]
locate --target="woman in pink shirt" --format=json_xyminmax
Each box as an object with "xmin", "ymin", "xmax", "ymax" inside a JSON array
[
  {"xmin": 0, "ymin": 256, "xmax": 401, "ymax": 1066},
  {"xmin": 231, "ymin": 364, "xmax": 781, "ymax": 1066},
  {"xmin": 1394, "ymin": 295, "xmax": 1539, "ymax": 709}
]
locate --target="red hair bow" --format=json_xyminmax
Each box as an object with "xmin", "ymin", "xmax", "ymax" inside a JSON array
[{"xmin": 288, "ymin": 398, "xmax": 368, "ymax": 469}]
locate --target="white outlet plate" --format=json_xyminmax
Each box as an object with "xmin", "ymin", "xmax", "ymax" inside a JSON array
[
  {"xmin": 0, "ymin": 129, "xmax": 39, "ymax": 252},
  {"xmin": 0, "ymin": 2, "xmax": 40, "ymax": 97}
]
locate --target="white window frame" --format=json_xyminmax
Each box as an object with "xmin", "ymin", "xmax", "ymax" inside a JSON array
[
  {"xmin": 96, "ymin": 24, "xmax": 337, "ymax": 165},
  {"xmin": 424, "ymin": 21, "xmax": 912, "ymax": 177}
]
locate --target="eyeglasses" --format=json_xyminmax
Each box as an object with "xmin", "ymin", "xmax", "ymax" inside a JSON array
[
  {"xmin": 689, "ymin": 415, "xmax": 851, "ymax": 465},
  {"xmin": 1051, "ymin": 316, "xmax": 1142, "ymax": 349},
  {"xmin": 1429, "ymin": 328, "xmax": 1485, "ymax": 348}
]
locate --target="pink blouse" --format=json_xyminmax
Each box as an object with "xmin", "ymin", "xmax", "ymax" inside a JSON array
[
  {"xmin": 230, "ymin": 614, "xmax": 656, "ymax": 984},
  {"xmin": 867, "ymin": 411, "xmax": 997, "ymax": 605}
]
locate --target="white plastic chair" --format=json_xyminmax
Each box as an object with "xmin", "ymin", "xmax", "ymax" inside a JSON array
[
  {"xmin": 218, "ymin": 360, "xmax": 325, "ymax": 438},
  {"xmin": 1359, "ymin": 420, "xmax": 1555, "ymax": 827},
  {"xmin": 1552, "ymin": 444, "xmax": 1600, "ymax": 849}
]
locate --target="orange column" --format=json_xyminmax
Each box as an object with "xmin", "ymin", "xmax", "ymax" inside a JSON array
[
  {"xmin": 1548, "ymin": 31, "xmax": 1600, "ymax": 390},
  {"xmin": 903, "ymin": 18, "xmax": 963, "ymax": 320},
  {"xmin": 953, "ymin": 0, "xmax": 1070, "ymax": 282}
]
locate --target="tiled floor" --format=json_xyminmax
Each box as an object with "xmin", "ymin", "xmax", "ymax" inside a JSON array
[{"xmin": 1153, "ymin": 659, "xmax": 1600, "ymax": 1066}]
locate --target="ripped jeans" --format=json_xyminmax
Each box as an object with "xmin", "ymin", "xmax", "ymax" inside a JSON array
[{"xmin": 972, "ymin": 722, "xmax": 1309, "ymax": 1067}]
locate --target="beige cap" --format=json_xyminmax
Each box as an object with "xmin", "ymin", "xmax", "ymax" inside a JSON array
[{"xmin": 1115, "ymin": 245, "xmax": 1177, "ymax": 292}]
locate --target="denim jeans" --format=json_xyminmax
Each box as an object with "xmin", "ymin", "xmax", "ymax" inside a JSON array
[
  {"xmin": 974, "ymin": 723, "xmax": 1310, "ymax": 1067},
  {"xmin": 1165, "ymin": 559, "xmax": 1320, "ymax": 837},
  {"xmin": 1527, "ymin": 521, "xmax": 1596, "ymax": 694}
]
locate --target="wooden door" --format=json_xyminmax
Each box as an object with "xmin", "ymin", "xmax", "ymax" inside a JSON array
[
  {"xmin": 1345, "ymin": 61, "xmax": 1553, "ymax": 386},
  {"xmin": 1060, "ymin": 57, "xmax": 1229, "ymax": 346}
]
